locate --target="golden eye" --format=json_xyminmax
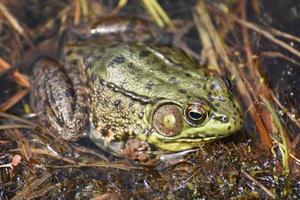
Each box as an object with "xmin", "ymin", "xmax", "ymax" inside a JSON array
[
  {"xmin": 153, "ymin": 104, "xmax": 183, "ymax": 137},
  {"xmin": 184, "ymin": 103, "xmax": 208, "ymax": 126}
]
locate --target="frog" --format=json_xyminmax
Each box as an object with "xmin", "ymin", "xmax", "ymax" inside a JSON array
[{"xmin": 30, "ymin": 17, "xmax": 244, "ymax": 166}]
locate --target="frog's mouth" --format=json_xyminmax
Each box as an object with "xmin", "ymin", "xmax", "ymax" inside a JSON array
[
  {"xmin": 160, "ymin": 134, "xmax": 230, "ymax": 143},
  {"xmin": 145, "ymin": 132, "xmax": 232, "ymax": 152}
]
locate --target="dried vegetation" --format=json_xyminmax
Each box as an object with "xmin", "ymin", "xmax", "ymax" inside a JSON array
[{"xmin": 0, "ymin": 0, "xmax": 299, "ymax": 199}]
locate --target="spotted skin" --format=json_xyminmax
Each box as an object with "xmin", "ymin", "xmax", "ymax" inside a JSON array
[{"xmin": 31, "ymin": 18, "xmax": 244, "ymax": 166}]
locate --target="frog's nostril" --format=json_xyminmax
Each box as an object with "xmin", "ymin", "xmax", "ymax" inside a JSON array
[
  {"xmin": 220, "ymin": 115, "xmax": 229, "ymax": 123},
  {"xmin": 213, "ymin": 115, "xmax": 229, "ymax": 123}
]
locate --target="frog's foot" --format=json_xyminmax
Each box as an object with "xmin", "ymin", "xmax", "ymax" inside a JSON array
[
  {"xmin": 123, "ymin": 139, "xmax": 159, "ymax": 167},
  {"xmin": 155, "ymin": 149, "xmax": 198, "ymax": 170},
  {"xmin": 31, "ymin": 58, "xmax": 89, "ymax": 141}
]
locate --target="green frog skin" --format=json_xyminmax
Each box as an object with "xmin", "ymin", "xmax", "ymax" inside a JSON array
[{"xmin": 30, "ymin": 18, "xmax": 244, "ymax": 165}]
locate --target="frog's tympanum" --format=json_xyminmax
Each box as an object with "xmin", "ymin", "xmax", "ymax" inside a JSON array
[{"xmin": 31, "ymin": 18, "xmax": 244, "ymax": 166}]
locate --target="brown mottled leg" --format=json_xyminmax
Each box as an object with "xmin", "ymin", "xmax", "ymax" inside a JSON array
[{"xmin": 30, "ymin": 58, "xmax": 89, "ymax": 141}]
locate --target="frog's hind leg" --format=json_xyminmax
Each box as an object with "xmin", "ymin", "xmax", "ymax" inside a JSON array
[{"xmin": 31, "ymin": 58, "xmax": 89, "ymax": 141}]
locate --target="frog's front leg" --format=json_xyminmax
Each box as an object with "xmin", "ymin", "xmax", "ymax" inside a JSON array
[
  {"xmin": 30, "ymin": 59, "xmax": 89, "ymax": 141},
  {"xmin": 122, "ymin": 138, "xmax": 196, "ymax": 168},
  {"xmin": 123, "ymin": 138, "xmax": 160, "ymax": 166}
]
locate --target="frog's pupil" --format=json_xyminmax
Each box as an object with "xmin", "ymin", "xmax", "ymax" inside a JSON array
[{"xmin": 189, "ymin": 111, "xmax": 203, "ymax": 120}]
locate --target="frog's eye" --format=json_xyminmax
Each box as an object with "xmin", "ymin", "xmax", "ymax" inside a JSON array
[
  {"xmin": 153, "ymin": 104, "xmax": 183, "ymax": 137},
  {"xmin": 184, "ymin": 103, "xmax": 208, "ymax": 126}
]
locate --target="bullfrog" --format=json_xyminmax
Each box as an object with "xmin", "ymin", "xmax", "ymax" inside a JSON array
[{"xmin": 30, "ymin": 17, "xmax": 244, "ymax": 166}]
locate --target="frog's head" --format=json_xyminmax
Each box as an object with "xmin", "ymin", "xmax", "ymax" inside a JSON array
[{"xmin": 142, "ymin": 76, "xmax": 244, "ymax": 152}]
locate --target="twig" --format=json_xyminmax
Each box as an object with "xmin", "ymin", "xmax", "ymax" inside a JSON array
[
  {"xmin": 79, "ymin": 0, "xmax": 89, "ymax": 22},
  {"xmin": 243, "ymin": 171, "xmax": 276, "ymax": 199},
  {"xmin": 230, "ymin": 14, "xmax": 300, "ymax": 58},
  {"xmin": 45, "ymin": 162, "xmax": 135, "ymax": 171},
  {"xmin": 0, "ymin": 2, "xmax": 35, "ymax": 50},
  {"xmin": 238, "ymin": 0, "xmax": 275, "ymax": 148},
  {"xmin": 0, "ymin": 89, "xmax": 29, "ymax": 112},
  {"xmin": 0, "ymin": 112, "xmax": 37, "ymax": 127},
  {"xmin": 270, "ymin": 91, "xmax": 300, "ymax": 128},
  {"xmin": 142, "ymin": 0, "xmax": 175, "ymax": 30},
  {"xmin": 0, "ymin": 58, "xmax": 30, "ymax": 88},
  {"xmin": 262, "ymin": 51, "xmax": 300, "ymax": 66},
  {"xmin": 9, "ymin": 147, "xmax": 77, "ymax": 165},
  {"xmin": 12, "ymin": 172, "xmax": 53, "ymax": 200},
  {"xmin": 269, "ymin": 27, "xmax": 300, "ymax": 43},
  {"xmin": 261, "ymin": 96, "xmax": 290, "ymax": 173},
  {"xmin": 0, "ymin": 124, "xmax": 33, "ymax": 130},
  {"xmin": 194, "ymin": 2, "xmax": 220, "ymax": 73},
  {"xmin": 74, "ymin": 0, "xmax": 81, "ymax": 25}
]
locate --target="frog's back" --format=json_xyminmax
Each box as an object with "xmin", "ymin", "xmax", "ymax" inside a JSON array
[
  {"xmin": 64, "ymin": 42, "xmax": 242, "ymax": 128},
  {"xmin": 81, "ymin": 43, "xmax": 210, "ymax": 103}
]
